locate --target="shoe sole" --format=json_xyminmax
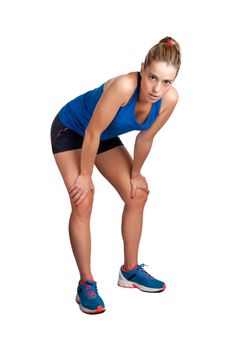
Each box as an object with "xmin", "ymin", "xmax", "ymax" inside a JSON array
[
  {"xmin": 75, "ymin": 295, "xmax": 106, "ymax": 315},
  {"xmin": 118, "ymin": 270, "xmax": 166, "ymax": 293}
]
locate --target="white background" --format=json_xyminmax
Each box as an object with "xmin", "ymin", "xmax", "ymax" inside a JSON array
[{"xmin": 1, "ymin": 0, "xmax": 231, "ymax": 349}]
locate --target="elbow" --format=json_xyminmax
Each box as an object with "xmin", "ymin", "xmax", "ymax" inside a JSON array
[
  {"xmin": 85, "ymin": 127, "xmax": 101, "ymax": 140},
  {"xmin": 137, "ymin": 133, "xmax": 154, "ymax": 144},
  {"xmin": 82, "ymin": 129, "xmax": 101, "ymax": 153}
]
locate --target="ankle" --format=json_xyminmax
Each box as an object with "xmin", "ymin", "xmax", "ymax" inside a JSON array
[
  {"xmin": 123, "ymin": 263, "xmax": 138, "ymax": 272},
  {"xmin": 79, "ymin": 274, "xmax": 95, "ymax": 283},
  {"xmin": 79, "ymin": 279, "xmax": 95, "ymax": 285}
]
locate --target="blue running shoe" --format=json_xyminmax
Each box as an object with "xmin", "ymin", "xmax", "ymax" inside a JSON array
[
  {"xmin": 75, "ymin": 280, "xmax": 106, "ymax": 314},
  {"xmin": 118, "ymin": 263, "xmax": 166, "ymax": 292}
]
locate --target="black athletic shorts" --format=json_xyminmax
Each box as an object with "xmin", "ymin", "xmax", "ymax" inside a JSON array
[{"xmin": 50, "ymin": 113, "xmax": 124, "ymax": 154}]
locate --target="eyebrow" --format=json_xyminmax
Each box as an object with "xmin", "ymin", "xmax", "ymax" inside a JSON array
[{"xmin": 149, "ymin": 72, "xmax": 173, "ymax": 82}]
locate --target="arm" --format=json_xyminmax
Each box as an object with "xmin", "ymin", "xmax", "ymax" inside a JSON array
[
  {"xmin": 70, "ymin": 76, "xmax": 134, "ymax": 206},
  {"xmin": 131, "ymin": 137, "xmax": 153, "ymax": 177},
  {"xmin": 131, "ymin": 87, "xmax": 179, "ymax": 177},
  {"xmin": 80, "ymin": 76, "xmax": 133, "ymax": 176}
]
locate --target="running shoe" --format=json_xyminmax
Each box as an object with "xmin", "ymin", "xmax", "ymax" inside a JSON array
[
  {"xmin": 75, "ymin": 280, "xmax": 106, "ymax": 314},
  {"xmin": 118, "ymin": 263, "xmax": 166, "ymax": 292}
]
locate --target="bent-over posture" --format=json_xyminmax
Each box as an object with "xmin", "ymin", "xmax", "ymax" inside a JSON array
[{"xmin": 50, "ymin": 36, "xmax": 181, "ymax": 315}]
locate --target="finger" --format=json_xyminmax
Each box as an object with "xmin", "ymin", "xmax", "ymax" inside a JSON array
[
  {"xmin": 76, "ymin": 192, "xmax": 88, "ymax": 206},
  {"xmin": 69, "ymin": 188, "xmax": 75, "ymax": 195},
  {"xmin": 72, "ymin": 190, "xmax": 84, "ymax": 204},
  {"xmin": 73, "ymin": 187, "xmax": 94, "ymax": 204},
  {"xmin": 69, "ymin": 186, "xmax": 79, "ymax": 196},
  {"xmin": 70, "ymin": 188, "xmax": 80, "ymax": 199},
  {"xmin": 130, "ymin": 180, "xmax": 134, "ymax": 195},
  {"xmin": 131, "ymin": 186, "xmax": 137, "ymax": 199},
  {"xmin": 137, "ymin": 187, "xmax": 150, "ymax": 195}
]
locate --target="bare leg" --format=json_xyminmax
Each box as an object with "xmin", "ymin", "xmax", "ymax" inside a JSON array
[
  {"xmin": 95, "ymin": 146, "xmax": 148, "ymax": 272},
  {"xmin": 53, "ymin": 150, "xmax": 95, "ymax": 281},
  {"xmin": 68, "ymin": 193, "xmax": 95, "ymax": 281},
  {"xmin": 121, "ymin": 191, "xmax": 147, "ymax": 270}
]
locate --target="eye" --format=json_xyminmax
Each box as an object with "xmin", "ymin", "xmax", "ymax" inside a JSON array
[
  {"xmin": 163, "ymin": 81, "xmax": 172, "ymax": 86},
  {"xmin": 149, "ymin": 75, "xmax": 157, "ymax": 81}
]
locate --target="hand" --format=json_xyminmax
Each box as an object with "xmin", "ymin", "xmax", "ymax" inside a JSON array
[
  {"xmin": 130, "ymin": 173, "xmax": 150, "ymax": 199},
  {"xmin": 69, "ymin": 174, "xmax": 95, "ymax": 206}
]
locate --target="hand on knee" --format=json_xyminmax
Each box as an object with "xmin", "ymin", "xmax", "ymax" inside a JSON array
[
  {"xmin": 69, "ymin": 174, "xmax": 95, "ymax": 206},
  {"xmin": 130, "ymin": 174, "xmax": 150, "ymax": 199},
  {"xmin": 134, "ymin": 188, "xmax": 149, "ymax": 201},
  {"xmin": 125, "ymin": 188, "xmax": 148, "ymax": 207},
  {"xmin": 71, "ymin": 190, "xmax": 94, "ymax": 217}
]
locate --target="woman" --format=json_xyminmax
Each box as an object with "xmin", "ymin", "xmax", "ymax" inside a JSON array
[{"xmin": 50, "ymin": 36, "xmax": 181, "ymax": 315}]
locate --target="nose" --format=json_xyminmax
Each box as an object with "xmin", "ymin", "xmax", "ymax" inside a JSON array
[{"xmin": 153, "ymin": 81, "xmax": 162, "ymax": 94}]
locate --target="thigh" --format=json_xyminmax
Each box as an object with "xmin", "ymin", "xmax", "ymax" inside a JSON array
[
  {"xmin": 53, "ymin": 149, "xmax": 82, "ymax": 192},
  {"xmin": 95, "ymin": 145, "xmax": 146, "ymax": 202},
  {"xmin": 54, "ymin": 149, "xmax": 95, "ymax": 211}
]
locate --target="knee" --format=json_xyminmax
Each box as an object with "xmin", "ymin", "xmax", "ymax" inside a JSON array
[
  {"xmin": 124, "ymin": 188, "xmax": 148, "ymax": 208},
  {"xmin": 71, "ymin": 191, "xmax": 94, "ymax": 218}
]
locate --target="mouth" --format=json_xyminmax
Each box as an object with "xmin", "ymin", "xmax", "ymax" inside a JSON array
[{"xmin": 149, "ymin": 93, "xmax": 159, "ymax": 100}]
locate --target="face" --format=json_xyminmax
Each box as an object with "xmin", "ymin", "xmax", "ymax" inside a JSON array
[{"xmin": 140, "ymin": 61, "xmax": 177, "ymax": 103}]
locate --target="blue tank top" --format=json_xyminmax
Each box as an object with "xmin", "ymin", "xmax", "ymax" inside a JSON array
[{"xmin": 59, "ymin": 72, "xmax": 162, "ymax": 141}]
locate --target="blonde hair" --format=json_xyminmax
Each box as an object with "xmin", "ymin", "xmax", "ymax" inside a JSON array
[{"xmin": 144, "ymin": 36, "xmax": 181, "ymax": 76}]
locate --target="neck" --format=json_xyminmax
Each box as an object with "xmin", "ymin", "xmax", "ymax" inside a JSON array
[{"xmin": 138, "ymin": 86, "xmax": 151, "ymax": 105}]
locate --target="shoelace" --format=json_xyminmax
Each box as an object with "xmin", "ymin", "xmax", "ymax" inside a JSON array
[
  {"xmin": 84, "ymin": 283, "xmax": 98, "ymax": 298},
  {"xmin": 136, "ymin": 263, "xmax": 155, "ymax": 280}
]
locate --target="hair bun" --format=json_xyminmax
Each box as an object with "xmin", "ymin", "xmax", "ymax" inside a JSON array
[{"xmin": 143, "ymin": 36, "xmax": 181, "ymax": 76}]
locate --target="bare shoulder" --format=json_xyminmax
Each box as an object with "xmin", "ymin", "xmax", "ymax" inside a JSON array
[
  {"xmin": 103, "ymin": 72, "xmax": 137, "ymax": 106},
  {"xmin": 103, "ymin": 71, "xmax": 137, "ymax": 91},
  {"xmin": 85, "ymin": 72, "xmax": 138, "ymax": 135},
  {"xmin": 160, "ymin": 87, "xmax": 179, "ymax": 113}
]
